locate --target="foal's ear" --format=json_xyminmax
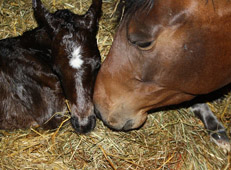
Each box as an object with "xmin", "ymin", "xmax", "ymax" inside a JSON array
[
  {"xmin": 75, "ymin": 0, "xmax": 102, "ymax": 32},
  {"xmin": 89, "ymin": 0, "xmax": 102, "ymax": 18},
  {"xmin": 32, "ymin": 0, "xmax": 57, "ymax": 35}
]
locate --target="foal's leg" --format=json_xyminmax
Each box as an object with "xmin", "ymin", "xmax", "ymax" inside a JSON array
[{"xmin": 190, "ymin": 103, "xmax": 230, "ymax": 151}]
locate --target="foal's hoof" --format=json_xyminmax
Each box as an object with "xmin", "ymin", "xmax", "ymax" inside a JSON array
[{"xmin": 210, "ymin": 130, "xmax": 230, "ymax": 152}]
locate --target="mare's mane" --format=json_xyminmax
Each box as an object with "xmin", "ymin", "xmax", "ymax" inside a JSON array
[
  {"xmin": 123, "ymin": 0, "xmax": 154, "ymax": 17},
  {"xmin": 121, "ymin": 0, "xmax": 217, "ymax": 20}
]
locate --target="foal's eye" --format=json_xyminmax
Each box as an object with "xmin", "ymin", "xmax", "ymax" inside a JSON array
[{"xmin": 136, "ymin": 41, "xmax": 155, "ymax": 50}]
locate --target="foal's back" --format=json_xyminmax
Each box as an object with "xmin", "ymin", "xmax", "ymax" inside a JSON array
[{"xmin": 0, "ymin": 27, "xmax": 65, "ymax": 129}]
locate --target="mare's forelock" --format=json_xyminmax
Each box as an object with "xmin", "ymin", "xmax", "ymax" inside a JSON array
[{"xmin": 124, "ymin": 0, "xmax": 154, "ymax": 17}]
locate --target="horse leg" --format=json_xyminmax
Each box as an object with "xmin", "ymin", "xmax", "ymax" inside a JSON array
[{"xmin": 190, "ymin": 103, "xmax": 230, "ymax": 152}]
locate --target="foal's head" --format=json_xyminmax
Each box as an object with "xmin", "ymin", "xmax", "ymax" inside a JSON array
[{"xmin": 32, "ymin": 0, "xmax": 101, "ymax": 133}]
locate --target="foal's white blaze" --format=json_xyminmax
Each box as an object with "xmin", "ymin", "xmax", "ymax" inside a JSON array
[{"xmin": 69, "ymin": 46, "xmax": 83, "ymax": 69}]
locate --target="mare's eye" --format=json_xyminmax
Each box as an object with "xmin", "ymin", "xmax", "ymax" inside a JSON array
[{"xmin": 136, "ymin": 41, "xmax": 155, "ymax": 50}]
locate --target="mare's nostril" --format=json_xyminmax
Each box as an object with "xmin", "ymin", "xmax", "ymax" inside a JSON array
[
  {"xmin": 70, "ymin": 115, "xmax": 96, "ymax": 134},
  {"xmin": 123, "ymin": 120, "xmax": 134, "ymax": 131}
]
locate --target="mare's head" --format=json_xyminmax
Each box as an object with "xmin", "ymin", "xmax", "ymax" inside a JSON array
[
  {"xmin": 33, "ymin": 0, "xmax": 102, "ymax": 133},
  {"xmin": 94, "ymin": 0, "xmax": 231, "ymax": 131}
]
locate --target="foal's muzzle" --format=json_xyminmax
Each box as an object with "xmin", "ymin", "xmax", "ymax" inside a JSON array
[{"xmin": 70, "ymin": 115, "xmax": 96, "ymax": 133}]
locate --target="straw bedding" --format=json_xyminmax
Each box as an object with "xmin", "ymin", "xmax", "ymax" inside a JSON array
[{"xmin": 0, "ymin": 0, "xmax": 230, "ymax": 169}]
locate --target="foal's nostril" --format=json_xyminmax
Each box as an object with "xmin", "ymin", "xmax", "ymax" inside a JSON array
[
  {"xmin": 94, "ymin": 106, "xmax": 102, "ymax": 120},
  {"xmin": 123, "ymin": 120, "xmax": 134, "ymax": 131},
  {"xmin": 70, "ymin": 115, "xmax": 96, "ymax": 134}
]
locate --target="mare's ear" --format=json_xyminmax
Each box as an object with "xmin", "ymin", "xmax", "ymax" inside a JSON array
[
  {"xmin": 32, "ymin": 0, "xmax": 58, "ymax": 35},
  {"xmin": 75, "ymin": 0, "xmax": 102, "ymax": 32}
]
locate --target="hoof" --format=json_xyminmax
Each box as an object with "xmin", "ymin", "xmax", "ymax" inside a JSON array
[{"xmin": 210, "ymin": 130, "xmax": 230, "ymax": 152}]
